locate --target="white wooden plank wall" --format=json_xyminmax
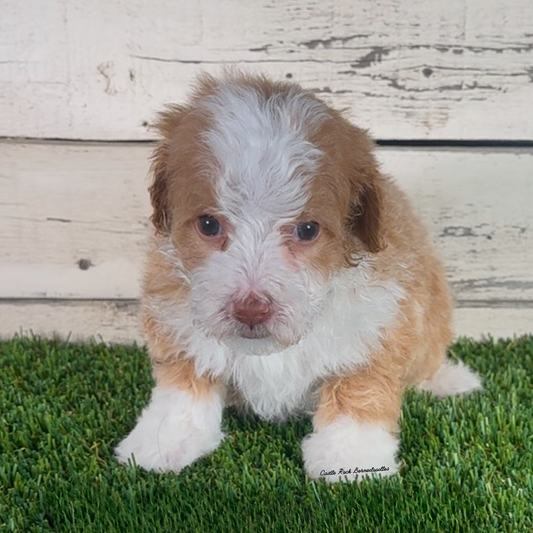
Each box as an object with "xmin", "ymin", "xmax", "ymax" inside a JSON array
[
  {"xmin": 0, "ymin": 0, "xmax": 531, "ymax": 343},
  {"xmin": 1, "ymin": 0, "xmax": 533, "ymax": 140}
]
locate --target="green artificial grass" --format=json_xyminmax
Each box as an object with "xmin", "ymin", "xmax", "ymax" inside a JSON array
[{"xmin": 1, "ymin": 335, "xmax": 532, "ymax": 533}]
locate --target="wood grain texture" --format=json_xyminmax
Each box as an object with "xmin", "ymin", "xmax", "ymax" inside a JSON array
[
  {"xmin": 1, "ymin": 300, "xmax": 143, "ymax": 344},
  {"xmin": 1, "ymin": 141, "xmax": 532, "ymax": 306},
  {"xmin": 1, "ymin": 0, "xmax": 532, "ymax": 140},
  {"xmin": 2, "ymin": 300, "xmax": 530, "ymax": 344},
  {"xmin": 0, "ymin": 141, "xmax": 151, "ymax": 298},
  {"xmin": 379, "ymin": 147, "xmax": 533, "ymax": 303}
]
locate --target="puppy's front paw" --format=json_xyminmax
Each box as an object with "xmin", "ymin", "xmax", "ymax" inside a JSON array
[
  {"xmin": 115, "ymin": 388, "xmax": 224, "ymax": 473},
  {"xmin": 302, "ymin": 416, "xmax": 399, "ymax": 483}
]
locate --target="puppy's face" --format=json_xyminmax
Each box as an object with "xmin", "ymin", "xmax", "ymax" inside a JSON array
[{"xmin": 150, "ymin": 74, "xmax": 383, "ymax": 351}]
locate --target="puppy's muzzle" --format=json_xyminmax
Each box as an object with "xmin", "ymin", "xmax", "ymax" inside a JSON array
[{"xmin": 233, "ymin": 293, "xmax": 273, "ymax": 329}]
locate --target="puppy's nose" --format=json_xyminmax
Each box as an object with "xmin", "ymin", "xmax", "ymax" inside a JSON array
[{"xmin": 233, "ymin": 293, "xmax": 272, "ymax": 329}]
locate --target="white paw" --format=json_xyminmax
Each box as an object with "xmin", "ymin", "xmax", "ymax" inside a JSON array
[
  {"xmin": 115, "ymin": 387, "xmax": 224, "ymax": 473},
  {"xmin": 302, "ymin": 416, "xmax": 399, "ymax": 483},
  {"xmin": 417, "ymin": 359, "xmax": 483, "ymax": 397}
]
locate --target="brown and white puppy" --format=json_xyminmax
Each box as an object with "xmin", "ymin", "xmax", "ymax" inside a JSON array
[{"xmin": 116, "ymin": 72, "xmax": 481, "ymax": 482}]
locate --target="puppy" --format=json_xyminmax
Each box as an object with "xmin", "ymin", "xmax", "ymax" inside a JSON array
[{"xmin": 116, "ymin": 72, "xmax": 482, "ymax": 482}]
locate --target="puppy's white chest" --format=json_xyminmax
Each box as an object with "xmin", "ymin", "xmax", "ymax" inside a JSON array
[{"xmin": 228, "ymin": 349, "xmax": 320, "ymax": 420}]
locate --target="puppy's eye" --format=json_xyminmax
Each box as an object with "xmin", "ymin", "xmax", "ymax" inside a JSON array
[
  {"xmin": 295, "ymin": 221, "xmax": 319, "ymax": 241},
  {"xmin": 198, "ymin": 215, "xmax": 221, "ymax": 237}
]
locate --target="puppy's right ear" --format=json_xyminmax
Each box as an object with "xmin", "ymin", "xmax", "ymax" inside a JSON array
[{"xmin": 148, "ymin": 105, "xmax": 184, "ymax": 234}]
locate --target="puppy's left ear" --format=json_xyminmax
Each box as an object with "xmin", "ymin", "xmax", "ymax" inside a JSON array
[
  {"xmin": 348, "ymin": 175, "xmax": 384, "ymax": 254},
  {"xmin": 344, "ymin": 126, "xmax": 385, "ymax": 255}
]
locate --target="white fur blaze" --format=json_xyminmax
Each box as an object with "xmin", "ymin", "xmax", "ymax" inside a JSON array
[
  {"xmin": 416, "ymin": 358, "xmax": 483, "ymax": 397},
  {"xmin": 302, "ymin": 417, "xmax": 399, "ymax": 483},
  {"xmin": 115, "ymin": 387, "xmax": 224, "ymax": 472}
]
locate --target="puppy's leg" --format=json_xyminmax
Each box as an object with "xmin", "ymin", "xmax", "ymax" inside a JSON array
[
  {"xmin": 303, "ymin": 363, "xmax": 402, "ymax": 483},
  {"xmin": 416, "ymin": 358, "xmax": 482, "ymax": 397},
  {"xmin": 115, "ymin": 356, "xmax": 224, "ymax": 473}
]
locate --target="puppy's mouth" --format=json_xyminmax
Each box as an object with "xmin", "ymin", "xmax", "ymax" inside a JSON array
[
  {"xmin": 202, "ymin": 304, "xmax": 304, "ymax": 353},
  {"xmin": 225, "ymin": 324, "xmax": 294, "ymax": 356},
  {"xmin": 235, "ymin": 322, "xmax": 272, "ymax": 340}
]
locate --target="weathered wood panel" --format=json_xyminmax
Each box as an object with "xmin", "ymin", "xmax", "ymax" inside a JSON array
[
  {"xmin": 379, "ymin": 147, "xmax": 533, "ymax": 303},
  {"xmin": 1, "ymin": 141, "xmax": 532, "ymax": 305},
  {"xmin": 0, "ymin": 142, "xmax": 151, "ymax": 298},
  {"xmin": 1, "ymin": 0, "xmax": 532, "ymax": 141},
  {"xmin": 1, "ymin": 300, "xmax": 143, "ymax": 344},
  {"xmin": 2, "ymin": 300, "xmax": 531, "ymax": 344}
]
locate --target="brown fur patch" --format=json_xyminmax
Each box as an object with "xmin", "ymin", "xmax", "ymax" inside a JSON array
[
  {"xmin": 141, "ymin": 235, "xmax": 220, "ymax": 396},
  {"xmin": 149, "ymin": 98, "xmax": 229, "ymax": 271},
  {"xmin": 313, "ymin": 177, "xmax": 453, "ymax": 434},
  {"xmin": 310, "ymin": 112, "xmax": 385, "ymax": 258},
  {"xmin": 143, "ymin": 312, "xmax": 220, "ymax": 396}
]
